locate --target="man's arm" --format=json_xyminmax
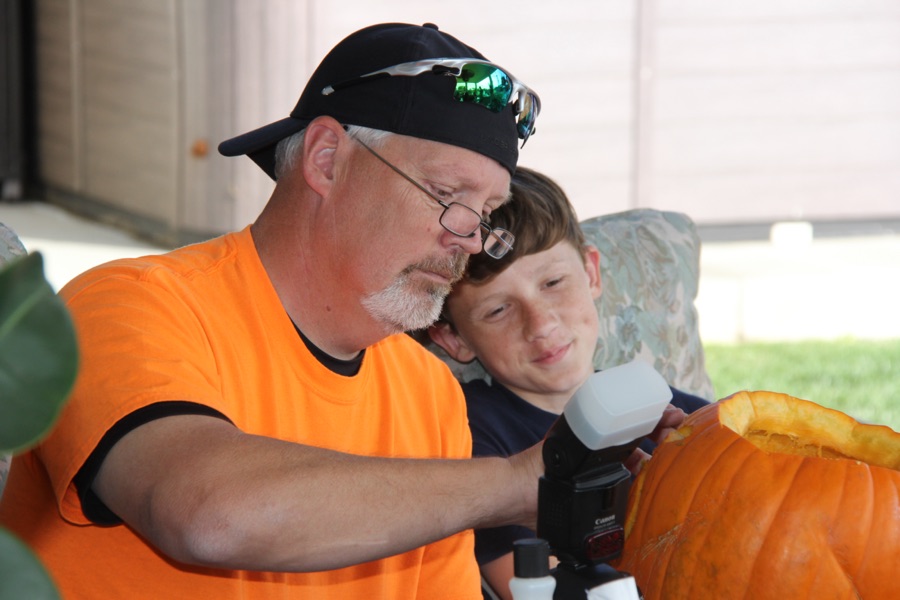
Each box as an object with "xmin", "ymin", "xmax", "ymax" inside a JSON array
[{"xmin": 94, "ymin": 413, "xmax": 543, "ymax": 572}]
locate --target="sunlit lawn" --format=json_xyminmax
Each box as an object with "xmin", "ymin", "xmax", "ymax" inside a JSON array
[{"xmin": 704, "ymin": 338, "xmax": 900, "ymax": 432}]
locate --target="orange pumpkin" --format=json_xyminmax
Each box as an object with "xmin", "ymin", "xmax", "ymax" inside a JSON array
[{"xmin": 613, "ymin": 390, "xmax": 900, "ymax": 599}]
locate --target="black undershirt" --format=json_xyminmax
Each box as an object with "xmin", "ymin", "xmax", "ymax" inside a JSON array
[
  {"xmin": 73, "ymin": 323, "xmax": 364, "ymax": 524},
  {"xmin": 293, "ymin": 322, "xmax": 364, "ymax": 377}
]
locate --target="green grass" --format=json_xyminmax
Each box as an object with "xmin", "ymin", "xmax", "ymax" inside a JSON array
[{"xmin": 704, "ymin": 338, "xmax": 900, "ymax": 432}]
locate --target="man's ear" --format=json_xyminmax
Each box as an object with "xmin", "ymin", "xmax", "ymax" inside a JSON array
[
  {"xmin": 584, "ymin": 244, "xmax": 603, "ymax": 300},
  {"xmin": 300, "ymin": 116, "xmax": 345, "ymax": 196},
  {"xmin": 427, "ymin": 321, "xmax": 478, "ymax": 364}
]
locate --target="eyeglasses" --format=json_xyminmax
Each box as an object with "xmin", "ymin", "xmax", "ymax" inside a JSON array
[
  {"xmin": 353, "ymin": 137, "xmax": 515, "ymax": 259},
  {"xmin": 323, "ymin": 58, "xmax": 540, "ymax": 146}
]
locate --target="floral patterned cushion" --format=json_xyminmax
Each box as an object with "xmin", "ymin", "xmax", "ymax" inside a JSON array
[
  {"xmin": 583, "ymin": 209, "xmax": 714, "ymax": 401},
  {"xmin": 1, "ymin": 222, "xmax": 26, "ymax": 264},
  {"xmin": 419, "ymin": 209, "xmax": 715, "ymax": 401}
]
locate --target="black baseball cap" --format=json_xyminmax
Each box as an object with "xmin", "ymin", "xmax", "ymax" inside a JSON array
[{"xmin": 218, "ymin": 22, "xmax": 523, "ymax": 179}]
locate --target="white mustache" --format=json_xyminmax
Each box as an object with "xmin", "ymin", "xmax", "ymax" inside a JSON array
[{"xmin": 406, "ymin": 254, "xmax": 468, "ymax": 283}]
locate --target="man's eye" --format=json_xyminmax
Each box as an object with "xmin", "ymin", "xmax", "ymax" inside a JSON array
[{"xmin": 484, "ymin": 305, "xmax": 507, "ymax": 320}]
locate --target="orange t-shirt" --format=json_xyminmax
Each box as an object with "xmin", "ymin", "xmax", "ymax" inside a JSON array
[{"xmin": 0, "ymin": 227, "xmax": 481, "ymax": 599}]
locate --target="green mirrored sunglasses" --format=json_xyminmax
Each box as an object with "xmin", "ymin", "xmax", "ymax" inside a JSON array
[{"xmin": 323, "ymin": 58, "xmax": 540, "ymax": 145}]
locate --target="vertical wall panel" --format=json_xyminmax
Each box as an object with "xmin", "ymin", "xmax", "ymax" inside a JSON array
[
  {"xmin": 35, "ymin": 0, "xmax": 77, "ymax": 190},
  {"xmin": 212, "ymin": 0, "xmax": 312, "ymax": 230}
]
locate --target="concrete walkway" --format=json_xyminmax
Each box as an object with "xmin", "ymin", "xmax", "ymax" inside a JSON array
[
  {"xmin": 696, "ymin": 231, "xmax": 900, "ymax": 343},
  {"xmin": 3, "ymin": 200, "xmax": 899, "ymax": 344},
  {"xmin": 1, "ymin": 201, "xmax": 167, "ymax": 291}
]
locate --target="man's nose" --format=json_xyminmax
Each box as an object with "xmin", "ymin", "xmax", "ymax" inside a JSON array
[{"xmin": 443, "ymin": 228, "xmax": 484, "ymax": 256}]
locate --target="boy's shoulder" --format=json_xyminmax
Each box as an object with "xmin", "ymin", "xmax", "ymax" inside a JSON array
[{"xmin": 461, "ymin": 378, "xmax": 557, "ymax": 458}]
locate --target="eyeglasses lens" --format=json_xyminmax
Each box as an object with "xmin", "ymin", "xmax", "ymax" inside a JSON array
[
  {"xmin": 453, "ymin": 64, "xmax": 512, "ymax": 113},
  {"xmin": 483, "ymin": 229, "xmax": 514, "ymax": 259},
  {"xmin": 440, "ymin": 203, "xmax": 482, "ymax": 237},
  {"xmin": 516, "ymin": 93, "xmax": 537, "ymax": 140},
  {"xmin": 452, "ymin": 63, "xmax": 537, "ymax": 142}
]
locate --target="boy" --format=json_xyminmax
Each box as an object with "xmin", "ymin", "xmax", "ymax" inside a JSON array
[{"xmin": 428, "ymin": 167, "xmax": 709, "ymax": 599}]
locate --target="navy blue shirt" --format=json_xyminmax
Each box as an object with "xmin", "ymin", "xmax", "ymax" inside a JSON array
[{"xmin": 464, "ymin": 377, "xmax": 710, "ymax": 566}]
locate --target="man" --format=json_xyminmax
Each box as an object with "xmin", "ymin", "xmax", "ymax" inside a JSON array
[{"xmin": 0, "ymin": 23, "xmax": 546, "ymax": 599}]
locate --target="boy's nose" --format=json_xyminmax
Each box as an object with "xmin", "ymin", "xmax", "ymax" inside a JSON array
[{"xmin": 522, "ymin": 301, "xmax": 559, "ymax": 341}]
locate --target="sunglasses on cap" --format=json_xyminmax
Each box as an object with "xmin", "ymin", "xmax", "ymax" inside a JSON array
[{"xmin": 322, "ymin": 58, "xmax": 540, "ymax": 145}]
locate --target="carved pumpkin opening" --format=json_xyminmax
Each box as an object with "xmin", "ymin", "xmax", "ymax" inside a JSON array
[{"xmin": 717, "ymin": 391, "xmax": 900, "ymax": 468}]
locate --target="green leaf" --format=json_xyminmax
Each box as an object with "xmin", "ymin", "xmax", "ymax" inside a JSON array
[
  {"xmin": 0, "ymin": 527, "xmax": 61, "ymax": 600},
  {"xmin": 0, "ymin": 253, "xmax": 78, "ymax": 453}
]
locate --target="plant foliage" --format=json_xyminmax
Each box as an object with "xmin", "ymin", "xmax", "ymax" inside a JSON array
[{"xmin": 0, "ymin": 252, "xmax": 78, "ymax": 599}]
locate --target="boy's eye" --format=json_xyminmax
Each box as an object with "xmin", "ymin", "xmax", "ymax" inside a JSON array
[{"xmin": 544, "ymin": 276, "xmax": 564, "ymax": 289}]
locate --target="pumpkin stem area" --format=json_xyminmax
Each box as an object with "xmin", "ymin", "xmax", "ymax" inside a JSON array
[{"xmin": 718, "ymin": 391, "xmax": 900, "ymax": 470}]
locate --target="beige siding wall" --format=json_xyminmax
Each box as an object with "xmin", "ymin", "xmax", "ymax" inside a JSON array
[
  {"xmin": 80, "ymin": 1, "xmax": 179, "ymax": 220},
  {"xmin": 38, "ymin": 0, "xmax": 180, "ymax": 225},
  {"xmin": 195, "ymin": 1, "xmax": 313, "ymax": 233},
  {"xmin": 35, "ymin": 0, "xmax": 77, "ymax": 190},
  {"xmin": 214, "ymin": 0, "xmax": 640, "ymax": 232},
  {"xmin": 649, "ymin": 2, "xmax": 900, "ymax": 224},
  {"xmin": 32, "ymin": 0, "xmax": 900, "ymax": 241}
]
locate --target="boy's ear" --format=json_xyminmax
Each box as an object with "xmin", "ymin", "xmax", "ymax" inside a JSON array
[
  {"xmin": 427, "ymin": 322, "xmax": 478, "ymax": 364},
  {"xmin": 584, "ymin": 244, "xmax": 603, "ymax": 300}
]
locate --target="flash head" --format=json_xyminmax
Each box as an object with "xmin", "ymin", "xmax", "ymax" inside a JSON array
[{"xmin": 565, "ymin": 360, "xmax": 673, "ymax": 451}]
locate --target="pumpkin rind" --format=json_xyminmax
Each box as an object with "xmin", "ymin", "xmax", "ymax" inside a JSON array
[{"xmin": 614, "ymin": 390, "xmax": 900, "ymax": 599}]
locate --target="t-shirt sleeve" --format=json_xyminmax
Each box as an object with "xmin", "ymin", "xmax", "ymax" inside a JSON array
[
  {"xmin": 74, "ymin": 401, "xmax": 232, "ymax": 525},
  {"xmin": 40, "ymin": 271, "xmax": 230, "ymax": 524}
]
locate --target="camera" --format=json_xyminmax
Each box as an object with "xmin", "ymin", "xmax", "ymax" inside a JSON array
[{"xmin": 535, "ymin": 361, "xmax": 672, "ymax": 598}]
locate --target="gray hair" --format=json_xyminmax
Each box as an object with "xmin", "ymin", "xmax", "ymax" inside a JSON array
[{"xmin": 273, "ymin": 125, "xmax": 393, "ymax": 180}]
